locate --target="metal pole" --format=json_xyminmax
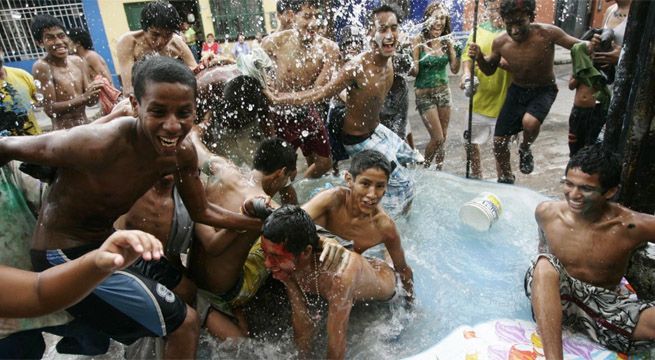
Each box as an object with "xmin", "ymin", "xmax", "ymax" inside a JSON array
[{"xmin": 465, "ymin": 0, "xmax": 480, "ymax": 179}]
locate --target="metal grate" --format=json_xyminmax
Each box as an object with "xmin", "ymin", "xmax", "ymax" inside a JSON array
[{"xmin": 0, "ymin": 0, "xmax": 86, "ymax": 62}]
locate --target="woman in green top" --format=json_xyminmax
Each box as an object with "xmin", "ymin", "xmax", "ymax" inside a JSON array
[{"xmin": 410, "ymin": 3, "xmax": 460, "ymax": 170}]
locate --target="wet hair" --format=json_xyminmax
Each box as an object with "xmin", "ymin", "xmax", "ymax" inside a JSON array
[
  {"xmin": 253, "ymin": 138, "xmax": 297, "ymax": 175},
  {"xmin": 140, "ymin": 1, "xmax": 181, "ymax": 32},
  {"xmin": 288, "ymin": 0, "xmax": 319, "ymax": 13},
  {"xmin": 276, "ymin": 0, "xmax": 291, "ymax": 14},
  {"xmin": 31, "ymin": 14, "xmax": 65, "ymax": 41},
  {"xmin": 206, "ymin": 33, "xmax": 214, "ymax": 38},
  {"xmin": 371, "ymin": 4, "xmax": 401, "ymax": 25},
  {"xmin": 349, "ymin": 150, "xmax": 392, "ymax": 180},
  {"xmin": 500, "ymin": 0, "xmax": 536, "ymax": 22},
  {"xmin": 565, "ymin": 143, "xmax": 622, "ymax": 191},
  {"xmin": 421, "ymin": 2, "xmax": 452, "ymax": 39},
  {"xmin": 132, "ymin": 56, "xmax": 197, "ymax": 103},
  {"xmin": 223, "ymin": 75, "xmax": 268, "ymax": 126},
  {"xmin": 68, "ymin": 28, "xmax": 94, "ymax": 50},
  {"xmin": 263, "ymin": 205, "xmax": 319, "ymax": 256}
]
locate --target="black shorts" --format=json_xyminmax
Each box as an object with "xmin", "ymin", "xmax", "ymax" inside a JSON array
[
  {"xmin": 130, "ymin": 256, "xmax": 184, "ymax": 290},
  {"xmin": 31, "ymin": 244, "xmax": 187, "ymax": 345},
  {"xmin": 567, "ymin": 104, "xmax": 607, "ymax": 156},
  {"xmin": 494, "ymin": 83, "xmax": 558, "ymax": 137}
]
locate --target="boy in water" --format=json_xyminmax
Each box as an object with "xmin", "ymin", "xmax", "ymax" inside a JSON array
[
  {"xmin": 0, "ymin": 56, "xmax": 261, "ymax": 358},
  {"xmin": 31, "ymin": 15, "xmax": 104, "ymax": 130},
  {"xmin": 68, "ymin": 28, "xmax": 114, "ymax": 85},
  {"xmin": 467, "ymin": 0, "xmax": 590, "ymax": 183},
  {"xmin": 525, "ymin": 144, "xmax": 655, "ymax": 358},
  {"xmin": 116, "ymin": 1, "xmax": 197, "ymax": 95},
  {"xmin": 267, "ymin": 5, "xmax": 421, "ymax": 216},
  {"xmin": 302, "ymin": 150, "xmax": 413, "ymax": 300},
  {"xmin": 262, "ymin": 205, "xmax": 399, "ymax": 360}
]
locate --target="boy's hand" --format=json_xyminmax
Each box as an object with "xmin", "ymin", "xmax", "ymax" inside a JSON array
[
  {"xmin": 95, "ymin": 230, "xmax": 163, "ymax": 272},
  {"xmin": 84, "ymin": 79, "xmax": 104, "ymax": 104},
  {"xmin": 241, "ymin": 196, "xmax": 274, "ymax": 220},
  {"xmin": 467, "ymin": 43, "xmax": 482, "ymax": 60},
  {"xmin": 592, "ymin": 43, "xmax": 621, "ymax": 67},
  {"xmin": 319, "ymin": 237, "xmax": 350, "ymax": 274}
]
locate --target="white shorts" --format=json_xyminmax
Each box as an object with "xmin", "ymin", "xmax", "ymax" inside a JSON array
[{"xmin": 470, "ymin": 113, "xmax": 496, "ymax": 145}]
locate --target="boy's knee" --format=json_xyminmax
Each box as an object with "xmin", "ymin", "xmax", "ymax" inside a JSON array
[
  {"xmin": 175, "ymin": 306, "xmax": 200, "ymax": 337},
  {"xmin": 522, "ymin": 114, "xmax": 541, "ymax": 131}
]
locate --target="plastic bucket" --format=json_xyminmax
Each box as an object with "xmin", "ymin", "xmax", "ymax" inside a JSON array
[{"xmin": 459, "ymin": 192, "xmax": 503, "ymax": 231}]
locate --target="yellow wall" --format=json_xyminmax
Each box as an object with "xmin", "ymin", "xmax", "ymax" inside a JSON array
[
  {"xmin": 96, "ymin": 0, "xmax": 144, "ymax": 69},
  {"xmin": 262, "ymin": 0, "xmax": 276, "ymax": 33},
  {"xmin": 197, "ymin": 0, "xmax": 215, "ymax": 37}
]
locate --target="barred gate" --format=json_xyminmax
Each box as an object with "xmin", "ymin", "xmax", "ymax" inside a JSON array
[{"xmin": 0, "ymin": 0, "xmax": 87, "ymax": 62}]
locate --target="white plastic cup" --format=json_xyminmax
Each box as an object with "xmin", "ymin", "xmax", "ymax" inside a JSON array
[{"xmin": 459, "ymin": 192, "xmax": 503, "ymax": 231}]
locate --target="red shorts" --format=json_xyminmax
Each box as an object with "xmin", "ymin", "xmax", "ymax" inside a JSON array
[{"xmin": 271, "ymin": 104, "xmax": 331, "ymax": 159}]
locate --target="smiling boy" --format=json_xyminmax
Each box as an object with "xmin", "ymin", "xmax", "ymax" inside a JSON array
[
  {"xmin": 302, "ymin": 150, "xmax": 413, "ymax": 300},
  {"xmin": 31, "ymin": 15, "xmax": 104, "ymax": 130},
  {"xmin": 0, "ymin": 56, "xmax": 260, "ymax": 358},
  {"xmin": 525, "ymin": 144, "xmax": 655, "ymax": 359}
]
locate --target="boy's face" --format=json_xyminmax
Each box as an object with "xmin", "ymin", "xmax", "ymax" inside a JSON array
[
  {"xmin": 562, "ymin": 168, "xmax": 609, "ymax": 215},
  {"xmin": 144, "ymin": 27, "xmax": 174, "ymax": 51},
  {"xmin": 207, "ymin": 35, "xmax": 215, "ymax": 42},
  {"xmin": 371, "ymin": 11, "xmax": 399, "ymax": 58},
  {"xmin": 503, "ymin": 10, "xmax": 531, "ymax": 42},
  {"xmin": 294, "ymin": 4, "xmax": 319, "ymax": 42},
  {"xmin": 347, "ymin": 167, "xmax": 388, "ymax": 215},
  {"xmin": 262, "ymin": 237, "xmax": 298, "ymax": 281},
  {"xmin": 40, "ymin": 27, "xmax": 69, "ymax": 59},
  {"xmin": 131, "ymin": 81, "xmax": 195, "ymax": 156}
]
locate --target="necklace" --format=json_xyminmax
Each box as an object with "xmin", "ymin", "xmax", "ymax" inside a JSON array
[{"xmin": 296, "ymin": 255, "xmax": 322, "ymax": 325}]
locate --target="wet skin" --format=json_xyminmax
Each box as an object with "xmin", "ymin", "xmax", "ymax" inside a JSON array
[
  {"xmin": 302, "ymin": 167, "xmax": 414, "ymax": 299},
  {"xmin": 262, "ymin": 5, "xmax": 340, "ymax": 92},
  {"xmin": 268, "ymin": 10, "xmax": 398, "ymax": 137},
  {"xmin": 261, "ymin": 236, "xmax": 396, "ymax": 360},
  {"xmin": 0, "ymin": 80, "xmax": 260, "ymax": 251},
  {"xmin": 32, "ymin": 26, "xmax": 103, "ymax": 129},
  {"xmin": 116, "ymin": 27, "xmax": 197, "ymax": 95},
  {"xmin": 470, "ymin": 11, "xmax": 585, "ymax": 87}
]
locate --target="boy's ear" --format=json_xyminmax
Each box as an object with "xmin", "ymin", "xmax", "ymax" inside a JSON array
[
  {"xmin": 603, "ymin": 186, "xmax": 619, "ymax": 200},
  {"xmin": 300, "ymin": 244, "xmax": 313, "ymax": 260},
  {"xmin": 344, "ymin": 171, "xmax": 353, "ymax": 185},
  {"xmin": 129, "ymin": 94, "xmax": 139, "ymax": 114}
]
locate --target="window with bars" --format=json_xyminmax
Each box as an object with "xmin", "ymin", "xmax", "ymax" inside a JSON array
[
  {"xmin": 0, "ymin": 0, "xmax": 86, "ymax": 62},
  {"xmin": 210, "ymin": 0, "xmax": 265, "ymax": 40}
]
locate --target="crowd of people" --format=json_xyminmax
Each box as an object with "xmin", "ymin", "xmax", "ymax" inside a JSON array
[{"xmin": 0, "ymin": 0, "xmax": 654, "ymax": 359}]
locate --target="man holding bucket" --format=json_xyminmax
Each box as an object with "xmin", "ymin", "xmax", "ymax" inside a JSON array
[{"xmin": 524, "ymin": 144, "xmax": 655, "ymax": 359}]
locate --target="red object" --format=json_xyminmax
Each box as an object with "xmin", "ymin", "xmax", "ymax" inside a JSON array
[
  {"xmin": 202, "ymin": 42, "xmax": 219, "ymax": 55},
  {"xmin": 95, "ymin": 75, "xmax": 121, "ymax": 115}
]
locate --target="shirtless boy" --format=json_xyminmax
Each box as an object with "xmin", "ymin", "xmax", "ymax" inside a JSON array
[
  {"xmin": 262, "ymin": 0, "xmax": 340, "ymax": 179},
  {"xmin": 188, "ymin": 137, "xmax": 297, "ymax": 340},
  {"xmin": 525, "ymin": 144, "xmax": 655, "ymax": 359},
  {"xmin": 0, "ymin": 56, "xmax": 261, "ymax": 358},
  {"xmin": 303, "ymin": 150, "xmax": 413, "ymax": 299},
  {"xmin": 68, "ymin": 28, "xmax": 114, "ymax": 85},
  {"xmin": 116, "ymin": 1, "xmax": 197, "ymax": 95},
  {"xmin": 268, "ymin": 5, "xmax": 421, "ymax": 216},
  {"xmin": 262, "ymin": 205, "xmax": 399, "ymax": 360},
  {"xmin": 31, "ymin": 15, "xmax": 103, "ymax": 130},
  {"xmin": 467, "ymin": 0, "xmax": 589, "ymax": 183}
]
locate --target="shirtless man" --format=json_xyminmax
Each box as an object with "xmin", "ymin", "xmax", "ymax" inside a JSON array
[
  {"xmin": 262, "ymin": 205, "xmax": 399, "ymax": 360},
  {"xmin": 68, "ymin": 28, "xmax": 114, "ymax": 85},
  {"xmin": 116, "ymin": 0, "xmax": 197, "ymax": 95},
  {"xmin": 0, "ymin": 56, "xmax": 261, "ymax": 358},
  {"xmin": 525, "ymin": 144, "xmax": 655, "ymax": 359},
  {"xmin": 262, "ymin": 0, "xmax": 340, "ymax": 179},
  {"xmin": 303, "ymin": 150, "xmax": 413, "ymax": 300},
  {"xmin": 467, "ymin": 0, "xmax": 589, "ymax": 183},
  {"xmin": 31, "ymin": 15, "xmax": 103, "ymax": 130},
  {"xmin": 188, "ymin": 136, "xmax": 297, "ymax": 340},
  {"xmin": 268, "ymin": 5, "xmax": 421, "ymax": 216}
]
